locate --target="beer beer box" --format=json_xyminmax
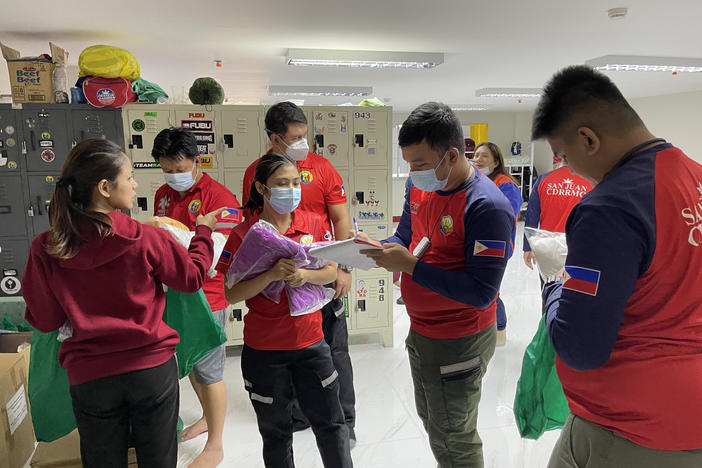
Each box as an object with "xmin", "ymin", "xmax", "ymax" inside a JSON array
[{"xmin": 0, "ymin": 42, "xmax": 67, "ymax": 104}]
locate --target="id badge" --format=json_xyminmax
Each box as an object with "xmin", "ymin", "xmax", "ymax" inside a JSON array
[{"xmin": 413, "ymin": 236, "xmax": 431, "ymax": 258}]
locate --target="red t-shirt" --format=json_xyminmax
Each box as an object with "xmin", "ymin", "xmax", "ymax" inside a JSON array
[
  {"xmin": 154, "ymin": 173, "xmax": 241, "ymax": 311},
  {"xmin": 215, "ymin": 210, "xmax": 327, "ymax": 350},
  {"xmin": 536, "ymin": 167, "xmax": 593, "ymax": 232},
  {"xmin": 241, "ymin": 152, "xmax": 347, "ymax": 239}
]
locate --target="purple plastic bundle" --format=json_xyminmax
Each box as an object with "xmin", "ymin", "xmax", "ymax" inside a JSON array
[{"xmin": 225, "ymin": 220, "xmax": 334, "ymax": 316}]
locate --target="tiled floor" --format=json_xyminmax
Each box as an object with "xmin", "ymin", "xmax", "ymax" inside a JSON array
[{"xmin": 177, "ymin": 223, "xmax": 561, "ymax": 467}]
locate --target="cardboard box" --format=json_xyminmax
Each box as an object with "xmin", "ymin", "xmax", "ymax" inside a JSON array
[
  {"xmin": 0, "ymin": 332, "xmax": 35, "ymax": 468},
  {"xmin": 0, "ymin": 42, "xmax": 67, "ymax": 104},
  {"xmin": 31, "ymin": 430, "xmax": 138, "ymax": 467}
]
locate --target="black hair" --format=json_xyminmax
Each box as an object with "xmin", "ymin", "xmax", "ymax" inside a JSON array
[
  {"xmin": 532, "ymin": 65, "xmax": 644, "ymax": 141},
  {"xmin": 151, "ymin": 127, "xmax": 199, "ymax": 161},
  {"xmin": 242, "ymin": 153, "xmax": 296, "ymax": 212},
  {"xmin": 47, "ymin": 139, "xmax": 126, "ymax": 259},
  {"xmin": 398, "ymin": 102, "xmax": 464, "ymax": 154},
  {"xmin": 264, "ymin": 102, "xmax": 308, "ymax": 137}
]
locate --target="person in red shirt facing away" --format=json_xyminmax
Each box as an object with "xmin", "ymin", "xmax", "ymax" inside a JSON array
[
  {"xmin": 22, "ymin": 139, "xmax": 221, "ymax": 468},
  {"xmin": 472, "ymin": 142, "xmax": 523, "ymax": 347},
  {"xmin": 522, "ymin": 158, "xmax": 592, "ymax": 273},
  {"xmin": 535, "ymin": 66, "xmax": 702, "ymax": 467},
  {"xmin": 242, "ymin": 102, "xmax": 357, "ymax": 445},
  {"xmin": 151, "ymin": 128, "xmax": 241, "ymax": 468},
  {"xmin": 218, "ymin": 153, "xmax": 352, "ymax": 468}
]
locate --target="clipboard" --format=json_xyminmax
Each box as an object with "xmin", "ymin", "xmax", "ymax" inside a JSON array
[{"xmin": 308, "ymin": 237, "xmax": 382, "ymax": 270}]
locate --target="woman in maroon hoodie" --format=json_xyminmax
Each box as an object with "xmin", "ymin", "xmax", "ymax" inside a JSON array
[{"xmin": 22, "ymin": 139, "xmax": 225, "ymax": 468}]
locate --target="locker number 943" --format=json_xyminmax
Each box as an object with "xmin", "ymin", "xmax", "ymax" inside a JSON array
[{"xmin": 354, "ymin": 112, "xmax": 372, "ymax": 119}]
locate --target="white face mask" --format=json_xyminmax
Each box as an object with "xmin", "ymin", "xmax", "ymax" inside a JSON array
[
  {"xmin": 478, "ymin": 165, "xmax": 492, "ymax": 176},
  {"xmin": 280, "ymin": 137, "xmax": 309, "ymax": 161},
  {"xmin": 409, "ymin": 152, "xmax": 451, "ymax": 192},
  {"xmin": 164, "ymin": 168, "xmax": 198, "ymax": 192}
]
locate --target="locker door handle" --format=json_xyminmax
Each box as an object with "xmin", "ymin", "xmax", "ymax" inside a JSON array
[
  {"xmin": 223, "ymin": 135, "xmax": 234, "ymax": 148},
  {"xmin": 315, "ymin": 134, "xmax": 324, "ymax": 148},
  {"xmin": 137, "ymin": 197, "xmax": 148, "ymax": 212},
  {"xmin": 355, "ymin": 134, "xmax": 364, "ymax": 147},
  {"xmin": 30, "ymin": 131, "xmax": 36, "ymax": 151},
  {"xmin": 36, "ymin": 196, "xmax": 43, "ymax": 216},
  {"xmin": 131, "ymin": 135, "xmax": 143, "ymax": 149}
]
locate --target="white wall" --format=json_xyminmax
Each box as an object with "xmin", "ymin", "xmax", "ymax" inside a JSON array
[{"xmin": 630, "ymin": 90, "xmax": 702, "ymax": 163}]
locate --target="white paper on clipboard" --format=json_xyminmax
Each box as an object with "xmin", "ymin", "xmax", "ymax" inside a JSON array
[{"xmin": 308, "ymin": 238, "xmax": 382, "ymax": 270}]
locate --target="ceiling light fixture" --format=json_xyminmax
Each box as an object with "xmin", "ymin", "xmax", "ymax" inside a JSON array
[
  {"xmin": 586, "ymin": 55, "xmax": 702, "ymax": 72},
  {"xmin": 450, "ymin": 105, "xmax": 490, "ymax": 111},
  {"xmin": 475, "ymin": 88, "xmax": 542, "ymax": 98},
  {"xmin": 286, "ymin": 49, "xmax": 444, "ymax": 69},
  {"xmin": 268, "ymin": 85, "xmax": 373, "ymax": 97}
]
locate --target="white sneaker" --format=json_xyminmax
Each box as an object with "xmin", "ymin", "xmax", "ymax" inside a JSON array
[{"xmin": 496, "ymin": 329, "xmax": 507, "ymax": 347}]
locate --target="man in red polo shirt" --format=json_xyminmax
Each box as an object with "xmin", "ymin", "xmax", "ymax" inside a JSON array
[
  {"xmin": 241, "ymin": 102, "xmax": 357, "ymax": 445},
  {"xmin": 152, "ymin": 128, "xmax": 241, "ymax": 468}
]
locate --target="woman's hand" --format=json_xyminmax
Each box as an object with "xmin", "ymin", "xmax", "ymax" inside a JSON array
[
  {"xmin": 196, "ymin": 207, "xmax": 227, "ymax": 230},
  {"xmin": 285, "ymin": 269, "xmax": 309, "ymax": 288},
  {"xmin": 267, "ymin": 259, "xmax": 297, "ymax": 282}
]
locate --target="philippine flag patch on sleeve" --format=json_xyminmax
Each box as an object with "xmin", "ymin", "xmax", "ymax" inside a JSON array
[
  {"xmin": 563, "ymin": 265, "xmax": 601, "ymax": 296},
  {"xmin": 473, "ymin": 240, "xmax": 506, "ymax": 258}
]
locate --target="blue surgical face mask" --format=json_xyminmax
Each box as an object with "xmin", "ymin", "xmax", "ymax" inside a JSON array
[
  {"xmin": 409, "ymin": 152, "xmax": 451, "ymax": 192},
  {"xmin": 265, "ymin": 186, "xmax": 302, "ymax": 214},
  {"xmin": 164, "ymin": 161, "xmax": 199, "ymax": 192},
  {"xmin": 478, "ymin": 165, "xmax": 492, "ymax": 176}
]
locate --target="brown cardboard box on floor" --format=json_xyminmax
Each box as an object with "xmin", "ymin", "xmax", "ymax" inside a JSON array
[
  {"xmin": 31, "ymin": 430, "xmax": 138, "ymax": 467},
  {"xmin": 0, "ymin": 332, "xmax": 35, "ymax": 468},
  {"xmin": 0, "ymin": 42, "xmax": 68, "ymax": 104}
]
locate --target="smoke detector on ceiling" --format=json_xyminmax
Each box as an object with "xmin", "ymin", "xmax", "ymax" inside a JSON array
[{"xmin": 608, "ymin": 7, "xmax": 628, "ymax": 20}]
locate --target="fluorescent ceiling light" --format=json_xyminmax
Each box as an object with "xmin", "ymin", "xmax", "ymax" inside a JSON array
[
  {"xmin": 475, "ymin": 88, "xmax": 542, "ymax": 98},
  {"xmin": 451, "ymin": 105, "xmax": 489, "ymax": 111},
  {"xmin": 586, "ymin": 55, "xmax": 702, "ymax": 72},
  {"xmin": 268, "ymin": 85, "xmax": 372, "ymax": 97},
  {"xmin": 287, "ymin": 49, "xmax": 444, "ymax": 69}
]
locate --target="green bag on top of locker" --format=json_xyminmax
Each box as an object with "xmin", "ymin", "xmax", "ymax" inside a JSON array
[
  {"xmin": 28, "ymin": 288, "xmax": 226, "ymax": 442},
  {"xmin": 513, "ymin": 315, "xmax": 570, "ymax": 439}
]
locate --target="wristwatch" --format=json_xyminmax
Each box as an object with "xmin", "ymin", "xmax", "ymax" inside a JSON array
[{"xmin": 338, "ymin": 264, "xmax": 354, "ymax": 273}]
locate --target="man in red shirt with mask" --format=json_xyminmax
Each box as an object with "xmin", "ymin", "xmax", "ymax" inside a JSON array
[{"xmin": 152, "ymin": 128, "xmax": 241, "ymax": 467}]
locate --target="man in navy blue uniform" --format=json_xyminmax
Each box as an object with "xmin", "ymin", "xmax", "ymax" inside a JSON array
[{"xmin": 533, "ymin": 66, "xmax": 702, "ymax": 468}]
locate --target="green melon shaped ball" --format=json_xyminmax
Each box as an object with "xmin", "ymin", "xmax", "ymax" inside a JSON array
[{"xmin": 189, "ymin": 77, "xmax": 225, "ymax": 105}]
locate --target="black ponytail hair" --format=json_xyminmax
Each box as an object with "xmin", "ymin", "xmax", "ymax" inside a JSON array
[
  {"xmin": 46, "ymin": 139, "xmax": 126, "ymax": 259},
  {"xmin": 242, "ymin": 153, "xmax": 296, "ymax": 212}
]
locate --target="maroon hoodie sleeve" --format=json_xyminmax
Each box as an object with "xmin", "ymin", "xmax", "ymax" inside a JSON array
[
  {"xmin": 152, "ymin": 225, "xmax": 215, "ymax": 293},
  {"xmin": 23, "ymin": 241, "xmax": 67, "ymax": 333}
]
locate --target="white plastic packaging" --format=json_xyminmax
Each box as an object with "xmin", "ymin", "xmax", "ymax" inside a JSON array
[{"xmin": 524, "ymin": 227, "xmax": 568, "ymax": 282}]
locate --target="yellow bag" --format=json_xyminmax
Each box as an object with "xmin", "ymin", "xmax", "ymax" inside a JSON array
[{"xmin": 78, "ymin": 45, "xmax": 140, "ymax": 81}]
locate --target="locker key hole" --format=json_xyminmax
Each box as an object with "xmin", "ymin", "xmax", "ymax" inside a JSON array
[{"xmin": 137, "ymin": 197, "xmax": 148, "ymax": 211}]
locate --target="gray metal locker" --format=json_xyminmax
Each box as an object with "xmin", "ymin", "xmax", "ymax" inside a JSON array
[
  {"xmin": 20, "ymin": 105, "xmax": 71, "ymax": 173},
  {"xmin": 71, "ymin": 107, "xmax": 123, "ymax": 146},
  {"xmin": 26, "ymin": 175, "xmax": 57, "ymax": 237},
  {"xmin": 0, "ymin": 109, "xmax": 21, "ymax": 175},
  {"xmin": 0, "ymin": 175, "xmax": 28, "ymax": 237},
  {"xmin": 0, "ymin": 238, "xmax": 29, "ymax": 297}
]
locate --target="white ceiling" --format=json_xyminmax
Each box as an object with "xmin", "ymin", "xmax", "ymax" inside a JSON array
[{"xmin": 2, "ymin": 0, "xmax": 702, "ymax": 112}]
